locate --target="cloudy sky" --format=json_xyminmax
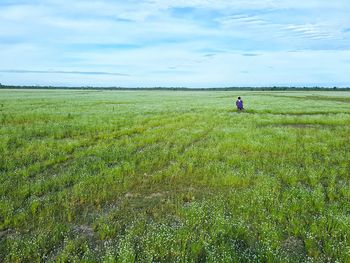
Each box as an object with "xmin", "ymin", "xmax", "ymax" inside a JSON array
[{"xmin": 0, "ymin": 0, "xmax": 350, "ymax": 87}]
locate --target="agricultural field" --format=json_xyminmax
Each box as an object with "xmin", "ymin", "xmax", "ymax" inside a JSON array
[{"xmin": 0, "ymin": 89, "xmax": 350, "ymax": 262}]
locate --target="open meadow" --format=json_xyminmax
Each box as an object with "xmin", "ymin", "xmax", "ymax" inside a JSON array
[{"xmin": 1, "ymin": 89, "xmax": 350, "ymax": 262}]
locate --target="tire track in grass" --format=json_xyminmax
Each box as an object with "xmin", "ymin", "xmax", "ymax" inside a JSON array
[
  {"xmin": 117, "ymin": 119, "xmax": 216, "ymax": 202},
  {"xmin": 148, "ymin": 118, "xmax": 268, "ymax": 194},
  {"xmin": 146, "ymin": 121, "xmax": 215, "ymax": 177},
  {"xmin": 4, "ymin": 112, "xmax": 194, "ymax": 181},
  {"xmin": 1, "ymin": 113, "xmax": 185, "ymax": 206},
  {"xmin": 77, "ymin": 115, "xmax": 214, "ymax": 220},
  {"xmin": 5, "ymin": 113, "xmax": 208, "ymax": 229},
  {"xmin": 92, "ymin": 126, "xmax": 220, "ymax": 243},
  {"xmin": 76, "ymin": 116, "xmax": 214, "ymax": 207},
  {"xmin": 6, "ymin": 113, "xmax": 209, "ymax": 235},
  {"xmin": 71, "ymin": 113, "xmax": 210, "ymax": 196}
]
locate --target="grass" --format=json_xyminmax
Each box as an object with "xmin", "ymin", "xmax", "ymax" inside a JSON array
[{"xmin": 0, "ymin": 89, "xmax": 350, "ymax": 262}]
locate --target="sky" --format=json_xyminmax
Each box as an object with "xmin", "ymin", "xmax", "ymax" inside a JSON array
[{"xmin": 0, "ymin": 0, "xmax": 350, "ymax": 87}]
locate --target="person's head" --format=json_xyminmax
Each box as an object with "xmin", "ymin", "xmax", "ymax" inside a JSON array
[{"xmin": 238, "ymin": 96, "xmax": 241, "ymax": 100}]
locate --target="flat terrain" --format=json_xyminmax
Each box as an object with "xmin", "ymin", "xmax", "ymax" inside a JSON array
[{"xmin": 1, "ymin": 89, "xmax": 350, "ymax": 262}]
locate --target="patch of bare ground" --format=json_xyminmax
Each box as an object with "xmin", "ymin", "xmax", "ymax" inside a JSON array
[
  {"xmin": 124, "ymin": 192, "xmax": 139, "ymax": 198},
  {"xmin": 145, "ymin": 192, "xmax": 165, "ymax": 199},
  {"xmin": 281, "ymin": 236, "xmax": 307, "ymax": 259},
  {"xmin": 72, "ymin": 224, "xmax": 95, "ymax": 238},
  {"xmin": 0, "ymin": 229, "xmax": 15, "ymax": 239}
]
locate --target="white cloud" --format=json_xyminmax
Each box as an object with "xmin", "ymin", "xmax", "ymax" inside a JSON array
[{"xmin": 0, "ymin": 0, "xmax": 349, "ymax": 87}]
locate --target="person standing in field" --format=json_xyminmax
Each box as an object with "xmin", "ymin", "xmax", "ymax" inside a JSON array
[{"xmin": 236, "ymin": 96, "xmax": 244, "ymax": 110}]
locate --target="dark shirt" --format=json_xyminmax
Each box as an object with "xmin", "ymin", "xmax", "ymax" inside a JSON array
[{"xmin": 236, "ymin": 99, "xmax": 243, "ymax": 109}]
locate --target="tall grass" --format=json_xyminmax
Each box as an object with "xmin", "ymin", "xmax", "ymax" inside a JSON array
[{"xmin": 0, "ymin": 89, "xmax": 349, "ymax": 262}]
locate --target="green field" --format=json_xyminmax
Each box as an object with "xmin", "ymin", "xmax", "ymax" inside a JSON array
[{"xmin": 1, "ymin": 89, "xmax": 350, "ymax": 262}]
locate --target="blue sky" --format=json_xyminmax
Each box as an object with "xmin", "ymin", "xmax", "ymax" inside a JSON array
[{"xmin": 0, "ymin": 0, "xmax": 350, "ymax": 87}]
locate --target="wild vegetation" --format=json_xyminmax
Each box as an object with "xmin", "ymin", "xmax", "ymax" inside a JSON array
[{"xmin": 1, "ymin": 89, "xmax": 349, "ymax": 262}]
